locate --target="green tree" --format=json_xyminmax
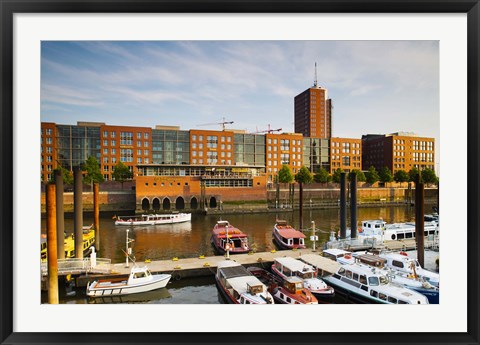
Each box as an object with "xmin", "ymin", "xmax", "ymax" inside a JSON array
[
  {"xmin": 332, "ymin": 168, "xmax": 344, "ymax": 183},
  {"xmin": 295, "ymin": 166, "xmax": 313, "ymax": 230},
  {"xmin": 408, "ymin": 167, "xmax": 421, "ymax": 182},
  {"xmin": 365, "ymin": 166, "xmax": 380, "ymax": 184},
  {"xmin": 394, "ymin": 169, "xmax": 409, "ymax": 185},
  {"xmin": 314, "ymin": 167, "xmax": 331, "ymax": 183},
  {"xmin": 112, "ymin": 161, "xmax": 133, "ymax": 188},
  {"xmin": 50, "ymin": 166, "xmax": 74, "ymax": 185},
  {"xmin": 348, "ymin": 169, "xmax": 366, "ymax": 182},
  {"xmin": 295, "ymin": 166, "xmax": 314, "ymax": 184},
  {"xmin": 422, "ymin": 168, "xmax": 439, "ymax": 185},
  {"xmin": 379, "ymin": 166, "xmax": 394, "ymax": 183},
  {"xmin": 82, "ymin": 156, "xmax": 104, "ymax": 186},
  {"xmin": 277, "ymin": 164, "xmax": 294, "ymax": 183}
]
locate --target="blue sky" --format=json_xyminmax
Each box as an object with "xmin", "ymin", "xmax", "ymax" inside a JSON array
[{"xmin": 41, "ymin": 40, "xmax": 439, "ymax": 145}]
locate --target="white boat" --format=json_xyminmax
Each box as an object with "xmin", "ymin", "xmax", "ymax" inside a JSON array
[
  {"xmin": 271, "ymin": 257, "xmax": 335, "ymax": 302},
  {"xmin": 323, "ymin": 263, "xmax": 429, "ymax": 304},
  {"xmin": 215, "ymin": 260, "xmax": 274, "ymax": 304},
  {"xmin": 357, "ymin": 219, "xmax": 439, "ymax": 242},
  {"xmin": 86, "ymin": 266, "xmax": 171, "ymax": 297},
  {"xmin": 114, "ymin": 213, "xmax": 191, "ymax": 226},
  {"xmin": 379, "ymin": 251, "xmax": 439, "ymax": 287},
  {"xmin": 322, "ymin": 248, "xmax": 356, "ymax": 265}
]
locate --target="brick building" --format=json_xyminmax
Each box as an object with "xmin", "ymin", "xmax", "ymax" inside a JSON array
[
  {"xmin": 362, "ymin": 132, "xmax": 435, "ymax": 174},
  {"xmin": 294, "ymin": 84, "xmax": 333, "ymax": 139},
  {"xmin": 329, "ymin": 137, "xmax": 362, "ymax": 173}
]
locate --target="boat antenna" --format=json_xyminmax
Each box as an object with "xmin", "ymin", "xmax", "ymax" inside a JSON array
[{"xmin": 314, "ymin": 62, "xmax": 318, "ymax": 87}]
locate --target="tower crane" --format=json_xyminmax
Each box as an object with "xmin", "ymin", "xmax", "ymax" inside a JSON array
[
  {"xmin": 250, "ymin": 124, "xmax": 282, "ymax": 134},
  {"xmin": 196, "ymin": 117, "xmax": 234, "ymax": 131}
]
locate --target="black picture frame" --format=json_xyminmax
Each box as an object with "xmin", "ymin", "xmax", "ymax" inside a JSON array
[{"xmin": 1, "ymin": 1, "xmax": 479, "ymax": 345}]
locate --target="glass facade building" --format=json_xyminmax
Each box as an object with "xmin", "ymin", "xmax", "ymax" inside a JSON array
[
  {"xmin": 152, "ymin": 129, "xmax": 190, "ymax": 165},
  {"xmin": 56, "ymin": 125, "xmax": 101, "ymax": 171},
  {"xmin": 234, "ymin": 133, "xmax": 266, "ymax": 166},
  {"xmin": 303, "ymin": 137, "xmax": 330, "ymax": 173}
]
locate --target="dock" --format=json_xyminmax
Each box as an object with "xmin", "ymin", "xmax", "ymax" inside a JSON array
[{"xmin": 76, "ymin": 248, "xmax": 335, "ymax": 287}]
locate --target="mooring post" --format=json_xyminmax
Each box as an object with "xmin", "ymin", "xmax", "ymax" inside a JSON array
[
  {"xmin": 74, "ymin": 166, "xmax": 83, "ymax": 259},
  {"xmin": 339, "ymin": 172, "xmax": 347, "ymax": 239},
  {"xmin": 54, "ymin": 169, "xmax": 65, "ymax": 259},
  {"xmin": 415, "ymin": 176, "xmax": 425, "ymax": 268},
  {"xmin": 350, "ymin": 172, "xmax": 357, "ymax": 239},
  {"xmin": 299, "ymin": 182, "xmax": 303, "ymax": 230},
  {"xmin": 94, "ymin": 182, "xmax": 100, "ymax": 250},
  {"xmin": 46, "ymin": 184, "xmax": 59, "ymax": 304}
]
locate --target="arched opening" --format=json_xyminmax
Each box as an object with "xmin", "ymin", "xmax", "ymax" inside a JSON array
[
  {"xmin": 141, "ymin": 198, "xmax": 150, "ymax": 211},
  {"xmin": 209, "ymin": 196, "xmax": 217, "ymax": 208},
  {"xmin": 175, "ymin": 197, "xmax": 185, "ymax": 210},
  {"xmin": 152, "ymin": 198, "xmax": 160, "ymax": 211},
  {"xmin": 162, "ymin": 198, "xmax": 171, "ymax": 210},
  {"xmin": 190, "ymin": 197, "xmax": 198, "ymax": 210}
]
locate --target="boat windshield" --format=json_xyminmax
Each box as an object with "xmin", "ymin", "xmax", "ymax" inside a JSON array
[
  {"xmin": 300, "ymin": 272, "xmax": 314, "ymax": 279},
  {"xmin": 368, "ymin": 276, "xmax": 379, "ymax": 286}
]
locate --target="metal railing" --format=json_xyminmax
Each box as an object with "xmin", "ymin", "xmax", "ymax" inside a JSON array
[{"xmin": 41, "ymin": 258, "xmax": 112, "ymax": 276}]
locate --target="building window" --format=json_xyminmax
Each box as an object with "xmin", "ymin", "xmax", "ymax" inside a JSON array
[
  {"xmin": 144, "ymin": 142, "xmax": 149, "ymax": 147},
  {"xmin": 111, "ymin": 148, "xmax": 116, "ymax": 155},
  {"xmin": 103, "ymin": 131, "xmax": 108, "ymax": 138},
  {"xmin": 137, "ymin": 141, "xmax": 142, "ymax": 147},
  {"xmin": 144, "ymin": 133, "xmax": 149, "ymax": 139},
  {"xmin": 120, "ymin": 132, "xmax": 133, "ymax": 145},
  {"xmin": 46, "ymin": 138, "xmax": 52, "ymax": 145},
  {"xmin": 111, "ymin": 132, "xmax": 116, "ymax": 138},
  {"xmin": 46, "ymin": 128, "xmax": 53, "ymax": 136},
  {"xmin": 192, "ymin": 135, "xmax": 197, "ymax": 141}
]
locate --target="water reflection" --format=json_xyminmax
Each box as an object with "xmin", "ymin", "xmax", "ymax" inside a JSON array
[{"xmin": 42, "ymin": 205, "xmax": 433, "ymax": 263}]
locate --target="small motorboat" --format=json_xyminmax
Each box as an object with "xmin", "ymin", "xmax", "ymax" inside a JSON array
[
  {"xmin": 215, "ymin": 260, "xmax": 274, "ymax": 304},
  {"xmin": 211, "ymin": 220, "xmax": 249, "ymax": 254},
  {"xmin": 271, "ymin": 257, "xmax": 335, "ymax": 302},
  {"xmin": 86, "ymin": 266, "xmax": 171, "ymax": 297},
  {"xmin": 248, "ymin": 266, "xmax": 317, "ymax": 304},
  {"xmin": 272, "ymin": 220, "xmax": 306, "ymax": 250}
]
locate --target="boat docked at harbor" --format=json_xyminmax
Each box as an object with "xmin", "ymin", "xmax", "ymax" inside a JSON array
[
  {"xmin": 247, "ymin": 266, "xmax": 317, "ymax": 304},
  {"xmin": 211, "ymin": 220, "xmax": 249, "ymax": 254},
  {"xmin": 113, "ymin": 213, "xmax": 191, "ymax": 226},
  {"xmin": 86, "ymin": 266, "xmax": 171, "ymax": 297},
  {"xmin": 41, "ymin": 225, "xmax": 96, "ymax": 261},
  {"xmin": 351, "ymin": 252, "xmax": 439, "ymax": 304},
  {"xmin": 323, "ymin": 263, "xmax": 429, "ymax": 304},
  {"xmin": 322, "ymin": 248, "xmax": 355, "ymax": 265},
  {"xmin": 379, "ymin": 252, "xmax": 439, "ymax": 288},
  {"xmin": 272, "ymin": 220, "xmax": 306, "ymax": 250},
  {"xmin": 215, "ymin": 260, "xmax": 274, "ymax": 304},
  {"xmin": 271, "ymin": 257, "xmax": 335, "ymax": 302},
  {"xmin": 356, "ymin": 219, "xmax": 439, "ymax": 242}
]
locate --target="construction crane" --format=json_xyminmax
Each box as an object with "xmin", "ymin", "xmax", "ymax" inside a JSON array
[
  {"xmin": 197, "ymin": 117, "xmax": 234, "ymax": 131},
  {"xmin": 250, "ymin": 124, "xmax": 282, "ymax": 134}
]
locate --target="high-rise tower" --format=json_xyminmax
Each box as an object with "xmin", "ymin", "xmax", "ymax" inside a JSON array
[{"xmin": 294, "ymin": 63, "xmax": 333, "ymax": 138}]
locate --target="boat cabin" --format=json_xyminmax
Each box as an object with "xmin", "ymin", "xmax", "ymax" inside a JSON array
[
  {"xmin": 273, "ymin": 257, "xmax": 316, "ymax": 280},
  {"xmin": 128, "ymin": 267, "xmax": 153, "ymax": 284},
  {"xmin": 354, "ymin": 254, "xmax": 386, "ymax": 268},
  {"xmin": 283, "ymin": 277, "xmax": 304, "ymax": 294},
  {"xmin": 361, "ymin": 220, "xmax": 387, "ymax": 236}
]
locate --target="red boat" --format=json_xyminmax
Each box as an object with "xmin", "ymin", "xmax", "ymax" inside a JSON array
[
  {"xmin": 272, "ymin": 220, "xmax": 306, "ymax": 250},
  {"xmin": 211, "ymin": 220, "xmax": 249, "ymax": 254},
  {"xmin": 248, "ymin": 267, "xmax": 318, "ymax": 304}
]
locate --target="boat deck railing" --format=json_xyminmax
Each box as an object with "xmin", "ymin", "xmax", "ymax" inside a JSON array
[
  {"xmin": 324, "ymin": 235, "xmax": 440, "ymax": 252},
  {"xmin": 41, "ymin": 258, "xmax": 112, "ymax": 276}
]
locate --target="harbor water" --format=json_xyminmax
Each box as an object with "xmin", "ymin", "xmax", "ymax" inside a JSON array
[{"xmin": 41, "ymin": 205, "xmax": 438, "ymax": 304}]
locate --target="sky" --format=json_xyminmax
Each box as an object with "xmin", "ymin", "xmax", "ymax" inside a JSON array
[{"xmin": 41, "ymin": 40, "xmax": 439, "ymax": 156}]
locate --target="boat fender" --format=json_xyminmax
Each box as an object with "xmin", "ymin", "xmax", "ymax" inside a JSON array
[
  {"xmin": 400, "ymin": 251, "xmax": 408, "ymax": 256},
  {"xmin": 344, "ymin": 254, "xmax": 352, "ymax": 259},
  {"xmin": 358, "ymin": 227, "xmax": 362, "ymax": 233}
]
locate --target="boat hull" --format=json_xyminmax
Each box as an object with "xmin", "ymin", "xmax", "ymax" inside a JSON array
[
  {"xmin": 211, "ymin": 236, "xmax": 249, "ymax": 255},
  {"xmin": 87, "ymin": 274, "xmax": 171, "ymax": 297},
  {"xmin": 322, "ymin": 276, "xmax": 384, "ymax": 304}
]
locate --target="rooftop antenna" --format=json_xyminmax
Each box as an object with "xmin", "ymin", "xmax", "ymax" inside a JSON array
[{"xmin": 314, "ymin": 62, "xmax": 318, "ymax": 87}]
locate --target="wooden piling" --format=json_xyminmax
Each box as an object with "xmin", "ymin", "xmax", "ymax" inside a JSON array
[
  {"xmin": 46, "ymin": 184, "xmax": 59, "ymax": 304},
  {"xmin": 339, "ymin": 172, "xmax": 347, "ymax": 239},
  {"xmin": 299, "ymin": 182, "xmax": 303, "ymax": 230},
  {"xmin": 415, "ymin": 177, "xmax": 425, "ymax": 268},
  {"xmin": 350, "ymin": 172, "xmax": 357, "ymax": 239},
  {"xmin": 93, "ymin": 182, "xmax": 100, "ymax": 250},
  {"xmin": 54, "ymin": 169, "xmax": 65, "ymax": 259},
  {"xmin": 74, "ymin": 166, "xmax": 83, "ymax": 259}
]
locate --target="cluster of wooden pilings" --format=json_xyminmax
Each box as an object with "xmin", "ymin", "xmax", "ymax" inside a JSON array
[{"xmin": 45, "ymin": 167, "xmax": 100, "ymax": 303}]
